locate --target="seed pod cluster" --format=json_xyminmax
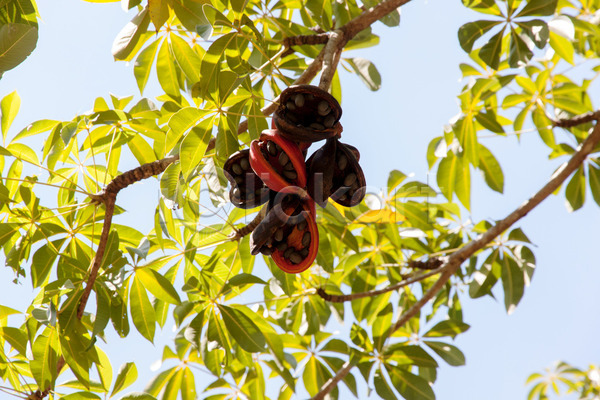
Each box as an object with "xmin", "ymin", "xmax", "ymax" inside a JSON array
[{"xmin": 223, "ymin": 85, "xmax": 366, "ymax": 274}]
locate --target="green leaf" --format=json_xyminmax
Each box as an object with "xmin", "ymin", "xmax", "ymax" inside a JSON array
[
  {"xmin": 383, "ymin": 344, "xmax": 438, "ymax": 368},
  {"xmin": 31, "ymin": 330, "xmax": 59, "ymax": 389},
  {"xmin": 0, "ymin": 23, "xmax": 38, "ymax": 73},
  {"xmin": 374, "ymin": 367, "xmax": 398, "ymax": 400},
  {"xmin": 180, "ymin": 116, "xmax": 213, "ymax": 179},
  {"xmin": 112, "ymin": 7, "xmax": 150, "ymax": 61},
  {"xmin": 565, "ymin": 166, "xmax": 585, "ymax": 212},
  {"xmin": 458, "ymin": 20, "xmax": 501, "ymax": 53},
  {"xmin": 549, "ymin": 31, "xmax": 574, "ymax": 65},
  {"xmin": 198, "ymin": 32, "xmax": 237, "ymax": 100},
  {"xmin": 518, "ymin": 19, "xmax": 549, "ymax": 49},
  {"xmin": 424, "ymin": 319, "xmax": 470, "ymax": 339},
  {"xmin": 454, "ymin": 117, "xmax": 478, "ymax": 167},
  {"xmin": 129, "ymin": 275, "xmax": 156, "ymax": 342},
  {"xmin": 156, "ymin": 38, "xmax": 181, "ymax": 102},
  {"xmin": 508, "ymin": 28, "xmax": 533, "ymax": 68},
  {"xmin": 345, "ymin": 57, "xmax": 381, "ymax": 91},
  {"xmin": 170, "ymin": 0, "xmax": 209, "ymax": 32},
  {"xmin": 136, "ymin": 268, "xmax": 181, "ymax": 305},
  {"xmin": 133, "ymin": 39, "xmax": 160, "ymax": 95},
  {"xmin": 60, "ymin": 392, "xmax": 101, "ymax": 400},
  {"xmin": 169, "ymin": 33, "xmax": 201, "ymax": 83},
  {"xmin": 469, "ymin": 250, "xmax": 500, "ymax": 298},
  {"xmin": 424, "ymin": 340, "xmax": 466, "ymax": 366},
  {"xmin": 111, "ymin": 362, "xmax": 138, "ymax": 397},
  {"xmin": 118, "ymin": 393, "xmax": 157, "ymax": 400},
  {"xmin": 60, "ymin": 332, "xmax": 91, "ymax": 388},
  {"xmin": 0, "ymin": 327, "xmax": 28, "ymax": 355},
  {"xmin": 31, "ymin": 243, "xmax": 59, "ymax": 287},
  {"xmin": 302, "ymin": 355, "xmax": 332, "ymax": 397},
  {"xmin": 479, "ymin": 27, "xmax": 505, "ymax": 70},
  {"xmin": 588, "ymin": 161, "xmax": 600, "ymax": 207},
  {"xmin": 160, "ymin": 161, "xmax": 181, "ymax": 202},
  {"xmin": 217, "ymin": 304, "xmax": 265, "ymax": 352},
  {"xmin": 386, "ymin": 365, "xmax": 436, "ymax": 400},
  {"xmin": 478, "ymin": 144, "xmax": 504, "ymax": 193},
  {"xmin": 501, "ymin": 253, "xmax": 525, "ymax": 314},
  {"xmin": 148, "ymin": 0, "xmax": 169, "ymax": 30},
  {"xmin": 516, "ymin": 0, "xmax": 557, "ymax": 17},
  {"xmin": 1, "ymin": 90, "xmax": 20, "ymax": 138}
]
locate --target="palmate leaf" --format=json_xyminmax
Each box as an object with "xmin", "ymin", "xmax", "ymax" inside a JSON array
[
  {"xmin": 458, "ymin": 20, "xmax": 502, "ymax": 53},
  {"xmin": 218, "ymin": 304, "xmax": 266, "ymax": 353},
  {"xmin": 148, "ymin": 0, "xmax": 169, "ymax": 30},
  {"xmin": 500, "ymin": 252, "xmax": 525, "ymax": 314},
  {"xmin": 112, "ymin": 7, "xmax": 150, "ymax": 61},
  {"xmin": 345, "ymin": 57, "xmax": 381, "ymax": 91},
  {"xmin": 424, "ymin": 341, "xmax": 466, "ymax": 367},
  {"xmin": 0, "ymin": 23, "xmax": 38, "ymax": 73},
  {"xmin": 385, "ymin": 364, "xmax": 436, "ymax": 400},
  {"xmin": 111, "ymin": 362, "xmax": 138, "ymax": 397},
  {"xmin": 479, "ymin": 26, "xmax": 505, "ymax": 70},
  {"xmin": 129, "ymin": 275, "xmax": 156, "ymax": 342},
  {"xmin": 516, "ymin": 0, "xmax": 558, "ymax": 17},
  {"xmin": 133, "ymin": 39, "xmax": 160, "ymax": 95}
]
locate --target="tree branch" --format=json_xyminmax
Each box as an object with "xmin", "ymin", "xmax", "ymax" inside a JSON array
[
  {"xmin": 312, "ymin": 118, "xmax": 600, "ymax": 399},
  {"xmin": 317, "ymin": 264, "xmax": 444, "ymax": 302},
  {"xmin": 311, "ymin": 361, "xmax": 355, "ymax": 400},
  {"xmin": 228, "ymin": 205, "xmax": 267, "ymax": 240},
  {"xmin": 552, "ymin": 110, "xmax": 600, "ymax": 128},
  {"xmin": 282, "ymin": 33, "xmax": 330, "ymax": 56},
  {"xmin": 340, "ymin": 0, "xmax": 412, "ymax": 40},
  {"xmin": 319, "ymin": 30, "xmax": 343, "ymax": 90}
]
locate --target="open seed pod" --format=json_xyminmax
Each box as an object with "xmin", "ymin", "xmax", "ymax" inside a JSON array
[
  {"xmin": 250, "ymin": 192, "xmax": 319, "ymax": 274},
  {"xmin": 273, "ymin": 85, "xmax": 343, "ymax": 143},
  {"xmin": 307, "ymin": 138, "xmax": 366, "ymax": 207},
  {"xmin": 224, "ymin": 149, "xmax": 269, "ymax": 209},
  {"xmin": 330, "ymin": 141, "xmax": 366, "ymax": 207},
  {"xmin": 249, "ymin": 129, "xmax": 307, "ymax": 193}
]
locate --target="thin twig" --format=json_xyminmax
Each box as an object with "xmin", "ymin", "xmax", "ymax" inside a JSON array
[
  {"xmin": 228, "ymin": 205, "xmax": 268, "ymax": 240},
  {"xmin": 317, "ymin": 265, "xmax": 444, "ymax": 302},
  {"xmin": 552, "ymin": 110, "xmax": 600, "ymax": 128},
  {"xmin": 282, "ymin": 33, "xmax": 330, "ymax": 57}
]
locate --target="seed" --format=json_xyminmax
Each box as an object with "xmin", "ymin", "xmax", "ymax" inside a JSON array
[
  {"xmin": 287, "ymin": 112, "xmax": 299, "ymax": 123},
  {"xmin": 234, "ymin": 176, "xmax": 243, "ymax": 185},
  {"xmin": 338, "ymin": 193, "xmax": 348, "ymax": 202},
  {"xmin": 286, "ymin": 101, "xmax": 296, "ymax": 111},
  {"xmin": 276, "ymin": 242, "xmax": 288, "ymax": 251},
  {"xmin": 302, "ymin": 231, "xmax": 311, "ymax": 247},
  {"xmin": 246, "ymin": 192, "xmax": 255, "ymax": 201},
  {"xmin": 278, "ymin": 152, "xmax": 289, "ymax": 166},
  {"xmin": 284, "ymin": 161, "xmax": 295, "ymax": 170},
  {"xmin": 289, "ymin": 252, "xmax": 303, "ymax": 264},
  {"xmin": 284, "ymin": 247, "xmax": 294, "ymax": 259},
  {"xmin": 307, "ymin": 94, "xmax": 315, "ymax": 101},
  {"xmin": 261, "ymin": 246, "xmax": 273, "ymax": 256},
  {"xmin": 274, "ymin": 228, "xmax": 284, "ymax": 242},
  {"xmin": 283, "ymin": 170, "xmax": 297, "ymax": 180},
  {"xmin": 300, "ymin": 248, "xmax": 309, "ymax": 258},
  {"xmin": 297, "ymin": 219, "xmax": 307, "ymax": 231},
  {"xmin": 294, "ymin": 93, "xmax": 305, "ymax": 108},
  {"xmin": 317, "ymin": 101, "xmax": 330, "ymax": 116},
  {"xmin": 232, "ymin": 187, "xmax": 241, "ymax": 198},
  {"xmin": 324, "ymin": 114, "xmax": 336, "ymax": 128},
  {"xmin": 337, "ymin": 154, "xmax": 348, "ymax": 170},
  {"xmin": 240, "ymin": 158, "xmax": 249, "ymax": 170},
  {"xmin": 231, "ymin": 163, "xmax": 242, "ymax": 175},
  {"xmin": 309, "ymin": 122, "xmax": 325, "ymax": 130},
  {"xmin": 344, "ymin": 173, "xmax": 357, "ymax": 187},
  {"xmin": 267, "ymin": 141, "xmax": 277, "ymax": 156}
]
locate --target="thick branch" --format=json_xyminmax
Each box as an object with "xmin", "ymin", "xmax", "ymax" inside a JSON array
[
  {"xmin": 282, "ymin": 33, "xmax": 330, "ymax": 56},
  {"xmin": 391, "ymin": 120, "xmax": 600, "ymax": 333},
  {"xmin": 313, "ymin": 120, "xmax": 600, "ymax": 400},
  {"xmin": 311, "ymin": 361, "xmax": 354, "ymax": 400},
  {"xmin": 317, "ymin": 265, "xmax": 444, "ymax": 302},
  {"xmin": 319, "ymin": 30, "xmax": 343, "ymax": 90},
  {"xmin": 552, "ymin": 110, "xmax": 600, "ymax": 128}
]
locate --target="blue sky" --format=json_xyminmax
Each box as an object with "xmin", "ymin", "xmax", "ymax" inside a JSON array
[{"xmin": 1, "ymin": 0, "xmax": 599, "ymax": 398}]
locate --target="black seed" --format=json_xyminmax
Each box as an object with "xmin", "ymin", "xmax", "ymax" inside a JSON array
[
  {"xmin": 309, "ymin": 122, "xmax": 325, "ymax": 130},
  {"xmin": 232, "ymin": 187, "xmax": 241, "ymax": 198},
  {"xmin": 324, "ymin": 114, "xmax": 335, "ymax": 128},
  {"xmin": 302, "ymin": 231, "xmax": 311, "ymax": 247},
  {"xmin": 267, "ymin": 141, "xmax": 277, "ymax": 156},
  {"xmin": 297, "ymin": 219, "xmax": 307, "ymax": 231},
  {"xmin": 286, "ymin": 101, "xmax": 296, "ymax": 111},
  {"xmin": 274, "ymin": 228, "xmax": 284, "ymax": 242},
  {"xmin": 232, "ymin": 163, "xmax": 242, "ymax": 175},
  {"xmin": 240, "ymin": 158, "xmax": 249, "ymax": 170},
  {"xmin": 278, "ymin": 152, "xmax": 289, "ymax": 166},
  {"xmin": 284, "ymin": 162, "xmax": 295, "ymax": 171},
  {"xmin": 317, "ymin": 101, "xmax": 330, "ymax": 116},
  {"xmin": 287, "ymin": 112, "xmax": 299, "ymax": 123},
  {"xmin": 284, "ymin": 247, "xmax": 294, "ymax": 259},
  {"xmin": 276, "ymin": 242, "xmax": 288, "ymax": 251},
  {"xmin": 261, "ymin": 246, "xmax": 273, "ymax": 256},
  {"xmin": 283, "ymin": 170, "xmax": 297, "ymax": 180},
  {"xmin": 234, "ymin": 176, "xmax": 243, "ymax": 185},
  {"xmin": 294, "ymin": 94, "xmax": 305, "ymax": 108},
  {"xmin": 337, "ymin": 154, "xmax": 348, "ymax": 170},
  {"xmin": 290, "ymin": 252, "xmax": 303, "ymax": 264},
  {"xmin": 344, "ymin": 173, "xmax": 357, "ymax": 187},
  {"xmin": 300, "ymin": 248, "xmax": 309, "ymax": 258},
  {"xmin": 246, "ymin": 192, "xmax": 255, "ymax": 201}
]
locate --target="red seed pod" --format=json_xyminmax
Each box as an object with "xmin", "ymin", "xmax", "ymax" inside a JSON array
[
  {"xmin": 249, "ymin": 129, "xmax": 307, "ymax": 193},
  {"xmin": 250, "ymin": 192, "xmax": 319, "ymax": 274},
  {"xmin": 223, "ymin": 149, "xmax": 269, "ymax": 209},
  {"xmin": 273, "ymin": 85, "xmax": 343, "ymax": 143}
]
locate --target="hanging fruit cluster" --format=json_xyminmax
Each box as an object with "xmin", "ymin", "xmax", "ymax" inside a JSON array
[{"xmin": 224, "ymin": 85, "xmax": 366, "ymax": 273}]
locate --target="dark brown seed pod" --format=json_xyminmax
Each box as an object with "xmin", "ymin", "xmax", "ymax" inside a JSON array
[
  {"xmin": 224, "ymin": 149, "xmax": 269, "ymax": 209},
  {"xmin": 330, "ymin": 141, "xmax": 366, "ymax": 207},
  {"xmin": 307, "ymin": 138, "xmax": 366, "ymax": 207},
  {"xmin": 273, "ymin": 85, "xmax": 343, "ymax": 143}
]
